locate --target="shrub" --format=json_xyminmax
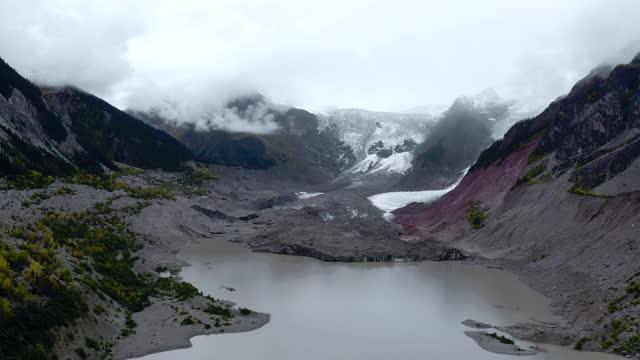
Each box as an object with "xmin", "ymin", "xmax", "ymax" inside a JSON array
[
  {"xmin": 155, "ymin": 266, "xmax": 168, "ymax": 273},
  {"xmin": 203, "ymin": 303, "xmax": 233, "ymax": 318},
  {"xmin": 488, "ymin": 332, "xmax": 514, "ymax": 345},
  {"xmin": 24, "ymin": 262, "xmax": 43, "ymax": 284},
  {"xmin": 0, "ymin": 296, "xmax": 12, "ymax": 318},
  {"xmin": 568, "ymin": 186, "xmax": 611, "ymax": 198},
  {"xmin": 126, "ymin": 186, "xmax": 174, "ymax": 200},
  {"xmin": 94, "ymin": 304, "xmax": 106, "ymax": 315},
  {"xmin": 465, "ymin": 201, "xmax": 487, "ymax": 229},
  {"xmin": 626, "ymin": 281, "xmax": 640, "ymax": 299},
  {"xmin": 514, "ymin": 162, "xmax": 548, "ymax": 186},
  {"xmin": 180, "ymin": 316, "xmax": 195, "ymax": 326},
  {"xmin": 180, "ymin": 165, "xmax": 220, "ymax": 186},
  {"xmin": 239, "ymin": 307, "xmax": 253, "ymax": 315},
  {"xmin": 173, "ymin": 281, "xmax": 199, "ymax": 300},
  {"xmin": 125, "ymin": 313, "xmax": 137, "ymax": 328},
  {"xmin": 75, "ymin": 348, "xmax": 88, "ymax": 359},
  {"xmin": 0, "ymin": 256, "xmax": 8, "ymax": 273},
  {"xmin": 85, "ymin": 336, "xmax": 100, "ymax": 351},
  {"xmin": 0, "ymin": 273, "xmax": 12, "ymax": 295},
  {"xmin": 5, "ymin": 170, "xmax": 54, "ymax": 190},
  {"xmin": 575, "ymin": 337, "xmax": 590, "ymax": 350},
  {"xmin": 69, "ymin": 173, "xmax": 126, "ymax": 192}
]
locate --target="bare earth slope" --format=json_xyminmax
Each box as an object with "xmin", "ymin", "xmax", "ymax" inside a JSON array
[{"xmin": 394, "ymin": 54, "xmax": 640, "ymax": 357}]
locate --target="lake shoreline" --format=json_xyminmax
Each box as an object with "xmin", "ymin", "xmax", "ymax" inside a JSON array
[{"xmin": 109, "ymin": 169, "xmax": 620, "ymax": 360}]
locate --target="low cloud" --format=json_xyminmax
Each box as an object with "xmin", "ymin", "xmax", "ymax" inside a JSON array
[
  {"xmin": 202, "ymin": 103, "xmax": 281, "ymax": 134},
  {"xmin": 1, "ymin": 0, "xmax": 639, "ymax": 129}
]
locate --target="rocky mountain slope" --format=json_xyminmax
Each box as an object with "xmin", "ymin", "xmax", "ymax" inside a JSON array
[
  {"xmin": 0, "ymin": 57, "xmax": 193, "ymax": 177},
  {"xmin": 398, "ymin": 89, "xmax": 529, "ymax": 190},
  {"xmin": 317, "ymin": 90, "xmax": 531, "ymax": 191},
  {"xmin": 394, "ymin": 54, "xmax": 640, "ymax": 357},
  {"xmin": 136, "ymin": 95, "xmax": 356, "ymax": 184}
]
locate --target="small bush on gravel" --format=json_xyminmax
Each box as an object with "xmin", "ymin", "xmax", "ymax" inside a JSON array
[
  {"xmin": 204, "ymin": 303, "xmax": 233, "ymax": 318},
  {"xmin": 85, "ymin": 336, "xmax": 100, "ymax": 350},
  {"xmin": 574, "ymin": 337, "xmax": 590, "ymax": 350},
  {"xmin": 5, "ymin": 170, "xmax": 54, "ymax": 190},
  {"xmin": 488, "ymin": 332, "xmax": 514, "ymax": 345},
  {"xmin": 465, "ymin": 201, "xmax": 487, "ymax": 229},
  {"xmin": 239, "ymin": 307, "xmax": 253, "ymax": 315},
  {"xmin": 180, "ymin": 316, "xmax": 195, "ymax": 326}
]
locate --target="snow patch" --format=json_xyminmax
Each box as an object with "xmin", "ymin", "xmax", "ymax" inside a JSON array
[
  {"xmin": 368, "ymin": 168, "xmax": 469, "ymax": 220},
  {"xmin": 296, "ymin": 192, "xmax": 324, "ymax": 199}
]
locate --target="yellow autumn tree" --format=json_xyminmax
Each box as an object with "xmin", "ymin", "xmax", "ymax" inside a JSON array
[
  {"xmin": 24, "ymin": 261, "xmax": 42, "ymax": 283},
  {"xmin": 14, "ymin": 283, "xmax": 28, "ymax": 302},
  {"xmin": 0, "ymin": 296, "xmax": 11, "ymax": 318},
  {"xmin": 0, "ymin": 273, "xmax": 12, "ymax": 295},
  {"xmin": 0, "ymin": 256, "xmax": 8, "ymax": 273}
]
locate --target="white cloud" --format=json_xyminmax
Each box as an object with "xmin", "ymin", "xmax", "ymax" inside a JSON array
[{"xmin": 1, "ymin": 0, "xmax": 639, "ymax": 119}]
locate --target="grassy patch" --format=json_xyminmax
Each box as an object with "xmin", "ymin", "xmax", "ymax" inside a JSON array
[
  {"xmin": 68, "ymin": 173, "xmax": 127, "ymax": 191},
  {"xmin": 179, "ymin": 165, "xmax": 220, "ymax": 186},
  {"xmin": 22, "ymin": 186, "xmax": 76, "ymax": 207},
  {"xmin": 4, "ymin": 170, "xmax": 54, "ymax": 190}
]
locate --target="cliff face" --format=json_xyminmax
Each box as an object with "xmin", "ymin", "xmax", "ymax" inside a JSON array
[{"xmin": 393, "ymin": 54, "xmax": 640, "ymax": 356}]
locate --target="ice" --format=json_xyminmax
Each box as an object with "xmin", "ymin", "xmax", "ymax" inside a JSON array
[
  {"xmin": 368, "ymin": 167, "xmax": 469, "ymax": 220},
  {"xmin": 296, "ymin": 192, "xmax": 324, "ymax": 199}
]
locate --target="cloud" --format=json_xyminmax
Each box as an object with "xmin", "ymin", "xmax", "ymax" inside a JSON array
[
  {"xmin": 0, "ymin": 0, "xmax": 146, "ymax": 97},
  {"xmin": 1, "ymin": 0, "xmax": 639, "ymax": 125},
  {"xmin": 148, "ymin": 94, "xmax": 284, "ymax": 134}
]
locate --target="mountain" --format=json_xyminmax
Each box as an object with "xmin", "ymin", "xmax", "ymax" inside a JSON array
[
  {"xmin": 398, "ymin": 89, "xmax": 529, "ymax": 190},
  {"xmin": 315, "ymin": 108, "xmax": 435, "ymax": 189},
  {"xmin": 135, "ymin": 95, "xmax": 356, "ymax": 184},
  {"xmin": 318, "ymin": 109, "xmax": 435, "ymax": 161},
  {"xmin": 0, "ymin": 57, "xmax": 193, "ymax": 176},
  {"xmin": 393, "ymin": 54, "xmax": 640, "ymax": 355}
]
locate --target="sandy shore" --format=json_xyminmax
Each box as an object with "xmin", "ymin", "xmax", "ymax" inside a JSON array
[{"xmin": 114, "ymin": 296, "xmax": 269, "ymax": 360}]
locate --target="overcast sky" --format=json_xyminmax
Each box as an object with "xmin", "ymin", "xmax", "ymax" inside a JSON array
[{"xmin": 1, "ymin": 0, "xmax": 639, "ymax": 114}]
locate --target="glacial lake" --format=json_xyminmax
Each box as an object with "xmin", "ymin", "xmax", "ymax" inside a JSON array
[{"xmin": 138, "ymin": 239, "xmax": 621, "ymax": 360}]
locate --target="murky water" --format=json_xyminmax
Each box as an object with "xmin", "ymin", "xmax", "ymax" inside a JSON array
[{"xmin": 138, "ymin": 239, "xmax": 621, "ymax": 360}]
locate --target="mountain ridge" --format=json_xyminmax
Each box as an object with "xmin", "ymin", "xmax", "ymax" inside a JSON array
[
  {"xmin": 0, "ymin": 57, "xmax": 194, "ymax": 177},
  {"xmin": 392, "ymin": 53, "xmax": 640, "ymax": 356}
]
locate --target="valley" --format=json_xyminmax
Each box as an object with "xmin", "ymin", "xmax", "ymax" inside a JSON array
[{"xmin": 0, "ymin": 50, "xmax": 639, "ymax": 360}]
